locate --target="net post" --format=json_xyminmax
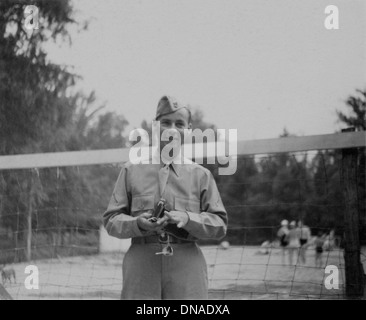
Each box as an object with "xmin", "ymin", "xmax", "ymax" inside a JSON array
[{"xmin": 341, "ymin": 127, "xmax": 365, "ymax": 298}]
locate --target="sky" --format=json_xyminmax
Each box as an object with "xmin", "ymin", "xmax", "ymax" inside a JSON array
[{"xmin": 45, "ymin": 0, "xmax": 365, "ymax": 141}]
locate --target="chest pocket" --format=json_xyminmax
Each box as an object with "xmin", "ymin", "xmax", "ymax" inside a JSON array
[
  {"xmin": 174, "ymin": 197, "xmax": 201, "ymax": 213},
  {"xmin": 131, "ymin": 195, "xmax": 155, "ymax": 214}
]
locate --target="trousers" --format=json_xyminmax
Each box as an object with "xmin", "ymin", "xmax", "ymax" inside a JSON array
[{"xmin": 121, "ymin": 242, "xmax": 208, "ymax": 300}]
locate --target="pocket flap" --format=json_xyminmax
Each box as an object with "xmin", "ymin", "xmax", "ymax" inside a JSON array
[
  {"xmin": 131, "ymin": 195, "xmax": 155, "ymax": 212},
  {"xmin": 174, "ymin": 197, "xmax": 200, "ymax": 213}
]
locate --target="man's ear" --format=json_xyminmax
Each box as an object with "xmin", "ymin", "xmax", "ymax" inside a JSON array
[{"xmin": 188, "ymin": 122, "xmax": 192, "ymax": 129}]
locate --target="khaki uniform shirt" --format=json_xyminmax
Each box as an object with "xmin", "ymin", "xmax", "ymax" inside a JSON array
[{"xmin": 103, "ymin": 157, "xmax": 228, "ymax": 241}]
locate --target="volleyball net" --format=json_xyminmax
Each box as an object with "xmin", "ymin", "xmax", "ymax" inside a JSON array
[{"xmin": 0, "ymin": 131, "xmax": 365, "ymax": 300}]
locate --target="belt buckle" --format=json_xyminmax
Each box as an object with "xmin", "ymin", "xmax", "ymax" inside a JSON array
[
  {"xmin": 158, "ymin": 232, "xmax": 169, "ymax": 243},
  {"xmin": 156, "ymin": 232, "xmax": 174, "ymax": 257}
]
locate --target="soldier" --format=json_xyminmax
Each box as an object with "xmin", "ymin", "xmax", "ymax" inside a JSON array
[{"xmin": 103, "ymin": 95, "xmax": 228, "ymax": 299}]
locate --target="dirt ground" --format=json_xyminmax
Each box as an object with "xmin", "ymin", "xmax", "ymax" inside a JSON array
[{"xmin": 3, "ymin": 245, "xmax": 364, "ymax": 300}]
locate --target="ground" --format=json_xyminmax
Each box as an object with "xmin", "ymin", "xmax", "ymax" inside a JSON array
[{"xmin": 3, "ymin": 245, "xmax": 364, "ymax": 300}]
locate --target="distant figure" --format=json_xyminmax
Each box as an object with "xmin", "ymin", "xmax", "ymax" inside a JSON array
[
  {"xmin": 0, "ymin": 266, "xmax": 16, "ymax": 285},
  {"xmin": 297, "ymin": 220, "xmax": 311, "ymax": 264},
  {"xmin": 277, "ymin": 220, "xmax": 289, "ymax": 264},
  {"xmin": 286, "ymin": 221, "xmax": 300, "ymax": 266},
  {"xmin": 220, "ymin": 241, "xmax": 230, "ymax": 250},
  {"xmin": 323, "ymin": 229, "xmax": 335, "ymax": 251},
  {"xmin": 314, "ymin": 232, "xmax": 326, "ymax": 268},
  {"xmin": 256, "ymin": 240, "xmax": 271, "ymax": 255}
]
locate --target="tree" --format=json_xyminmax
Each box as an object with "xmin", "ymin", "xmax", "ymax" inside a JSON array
[
  {"xmin": 0, "ymin": 1, "xmax": 99, "ymax": 262},
  {"xmin": 305, "ymin": 88, "xmax": 366, "ymax": 240},
  {"xmin": 307, "ymin": 150, "xmax": 343, "ymax": 232},
  {"xmin": 337, "ymin": 89, "xmax": 366, "ymax": 241},
  {"xmin": 0, "ymin": 1, "xmax": 149, "ymax": 263},
  {"xmin": 0, "ymin": 0, "xmax": 81, "ymax": 155},
  {"xmin": 337, "ymin": 89, "xmax": 366, "ymax": 131}
]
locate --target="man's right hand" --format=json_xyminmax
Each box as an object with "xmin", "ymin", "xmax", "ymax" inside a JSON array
[{"xmin": 137, "ymin": 212, "xmax": 168, "ymax": 232}]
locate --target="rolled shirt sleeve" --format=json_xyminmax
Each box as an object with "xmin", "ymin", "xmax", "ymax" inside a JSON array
[
  {"xmin": 184, "ymin": 170, "xmax": 228, "ymax": 240},
  {"xmin": 102, "ymin": 165, "xmax": 144, "ymax": 239}
]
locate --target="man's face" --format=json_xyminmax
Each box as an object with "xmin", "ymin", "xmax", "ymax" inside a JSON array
[{"xmin": 158, "ymin": 108, "xmax": 192, "ymax": 151}]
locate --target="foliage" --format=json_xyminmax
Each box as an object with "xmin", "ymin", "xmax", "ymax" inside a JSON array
[
  {"xmin": 337, "ymin": 89, "xmax": 366, "ymax": 131},
  {"xmin": 0, "ymin": 1, "xmax": 128, "ymax": 262}
]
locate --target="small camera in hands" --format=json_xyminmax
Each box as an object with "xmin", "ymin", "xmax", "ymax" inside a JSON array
[{"xmin": 148, "ymin": 198, "xmax": 166, "ymax": 222}]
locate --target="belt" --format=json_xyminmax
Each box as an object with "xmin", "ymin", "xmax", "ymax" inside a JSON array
[{"xmin": 132, "ymin": 233, "xmax": 194, "ymax": 245}]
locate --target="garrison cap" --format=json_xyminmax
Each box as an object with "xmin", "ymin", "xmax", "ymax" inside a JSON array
[{"xmin": 155, "ymin": 95, "xmax": 191, "ymax": 121}]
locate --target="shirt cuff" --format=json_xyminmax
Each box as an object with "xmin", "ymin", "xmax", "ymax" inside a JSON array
[
  {"xmin": 184, "ymin": 211, "xmax": 198, "ymax": 233},
  {"xmin": 133, "ymin": 218, "xmax": 145, "ymax": 237},
  {"xmin": 184, "ymin": 210, "xmax": 190, "ymax": 226}
]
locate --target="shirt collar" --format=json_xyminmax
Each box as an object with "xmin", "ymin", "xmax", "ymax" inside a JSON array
[
  {"xmin": 169, "ymin": 161, "xmax": 180, "ymax": 177},
  {"xmin": 152, "ymin": 148, "xmax": 182, "ymax": 177}
]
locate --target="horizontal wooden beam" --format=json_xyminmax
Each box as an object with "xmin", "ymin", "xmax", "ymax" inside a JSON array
[
  {"xmin": 0, "ymin": 131, "xmax": 364, "ymax": 170},
  {"xmin": 236, "ymin": 131, "xmax": 365, "ymax": 156},
  {"xmin": 0, "ymin": 148, "xmax": 130, "ymax": 170}
]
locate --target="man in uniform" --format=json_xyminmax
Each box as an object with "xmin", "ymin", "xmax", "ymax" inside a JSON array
[{"xmin": 103, "ymin": 95, "xmax": 228, "ymax": 300}]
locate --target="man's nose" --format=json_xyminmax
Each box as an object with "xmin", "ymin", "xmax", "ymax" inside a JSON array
[
  {"xmin": 166, "ymin": 123, "xmax": 178, "ymax": 130},
  {"xmin": 164, "ymin": 127, "xmax": 180, "ymax": 139},
  {"xmin": 169, "ymin": 123, "xmax": 177, "ymax": 129}
]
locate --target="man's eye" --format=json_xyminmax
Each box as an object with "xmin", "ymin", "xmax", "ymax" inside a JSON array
[{"xmin": 176, "ymin": 123, "xmax": 184, "ymax": 128}]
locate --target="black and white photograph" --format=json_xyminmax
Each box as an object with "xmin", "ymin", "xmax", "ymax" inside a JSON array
[{"xmin": 0, "ymin": 0, "xmax": 365, "ymax": 304}]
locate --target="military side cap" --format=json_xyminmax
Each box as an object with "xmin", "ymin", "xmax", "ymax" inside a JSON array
[{"xmin": 155, "ymin": 95, "xmax": 190, "ymax": 120}]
